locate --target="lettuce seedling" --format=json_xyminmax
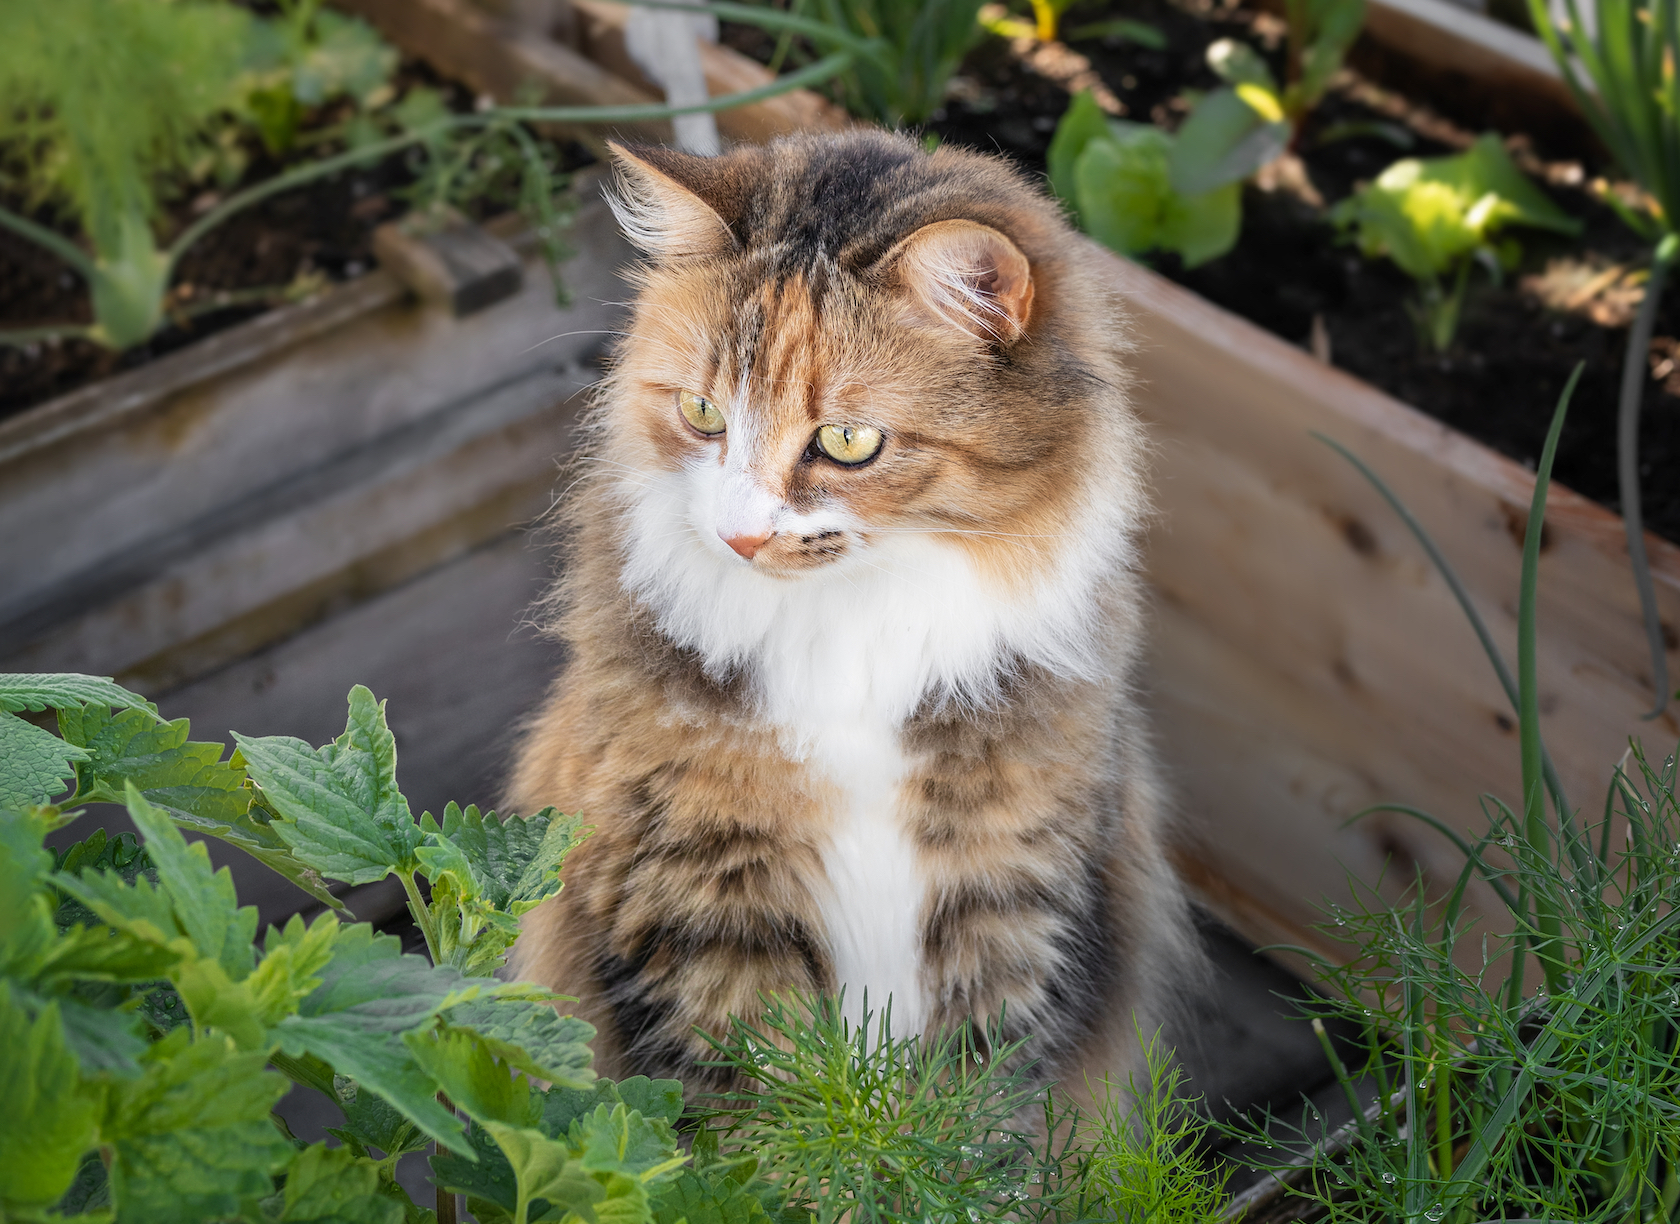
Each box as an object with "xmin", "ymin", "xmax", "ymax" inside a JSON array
[
  {"xmin": 1331, "ymin": 133, "xmax": 1581, "ymax": 351},
  {"xmin": 1168, "ymin": 0, "xmax": 1366, "ymax": 196},
  {"xmin": 1049, "ymin": 90, "xmax": 1241, "ymax": 268}
]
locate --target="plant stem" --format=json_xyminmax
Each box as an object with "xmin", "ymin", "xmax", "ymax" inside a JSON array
[
  {"xmin": 169, "ymin": 49, "xmax": 857, "ymax": 275},
  {"xmin": 0, "ymin": 203, "xmax": 98, "ymax": 278},
  {"xmin": 1314, "ymin": 1017, "xmax": 1376, "ymax": 1146},
  {"xmin": 0, "ymin": 324, "xmax": 97, "ymax": 349},
  {"xmin": 1518, "ymin": 365, "xmax": 1582, "ymax": 996},
  {"xmin": 399, "ymin": 870, "xmax": 441, "ymax": 964},
  {"xmin": 1618, "ymin": 235, "xmax": 1676, "ymax": 720},
  {"xmin": 437, "ymin": 1091, "xmax": 458, "ymax": 1224},
  {"xmin": 1433, "ymin": 1032, "xmax": 1453, "ymax": 1179}
]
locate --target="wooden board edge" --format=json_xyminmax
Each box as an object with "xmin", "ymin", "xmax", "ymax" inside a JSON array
[{"xmin": 1099, "ymin": 243, "xmax": 1680, "ymax": 594}]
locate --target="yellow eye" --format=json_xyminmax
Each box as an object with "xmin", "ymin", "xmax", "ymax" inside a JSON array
[
  {"xmin": 815, "ymin": 424, "xmax": 883, "ymax": 466},
  {"xmin": 679, "ymin": 390, "xmax": 725, "ymax": 435}
]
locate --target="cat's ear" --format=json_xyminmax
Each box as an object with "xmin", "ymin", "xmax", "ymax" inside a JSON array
[
  {"xmin": 888, "ymin": 220, "xmax": 1035, "ymax": 344},
  {"xmin": 606, "ymin": 141, "xmax": 741, "ymax": 261}
]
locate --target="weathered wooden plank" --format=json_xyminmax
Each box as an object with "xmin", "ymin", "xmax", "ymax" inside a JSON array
[
  {"xmin": 1355, "ymin": 0, "xmax": 1598, "ymax": 152},
  {"xmin": 0, "ymin": 360, "xmax": 594, "ymax": 687},
  {"xmin": 1106, "ymin": 246, "xmax": 1680, "ymax": 958},
  {"xmin": 335, "ymin": 0, "xmax": 672, "ymax": 143},
  {"xmin": 0, "ymin": 187, "xmax": 631, "ymax": 644},
  {"xmin": 373, "ymin": 213, "xmax": 526, "ymax": 315}
]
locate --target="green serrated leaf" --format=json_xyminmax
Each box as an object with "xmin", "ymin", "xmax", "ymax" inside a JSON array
[
  {"xmin": 122, "ymin": 782, "xmax": 257, "ymax": 979},
  {"xmin": 0, "ymin": 672, "xmax": 156, "ymax": 716},
  {"xmin": 0, "ymin": 982, "xmax": 102, "ymax": 1211},
  {"xmin": 418, "ymin": 805, "xmax": 583, "ymax": 976},
  {"xmin": 405, "ymin": 1024, "xmax": 541, "ymax": 1129},
  {"xmin": 52, "ymin": 828, "xmax": 151, "ymax": 929},
  {"xmin": 0, "ymin": 807, "xmax": 59, "ymax": 979},
  {"xmin": 59, "ymin": 704, "xmax": 342, "ymax": 912},
  {"xmin": 35, "ymin": 923, "xmax": 182, "ymax": 986},
  {"xmin": 0, "ymin": 708, "xmax": 86, "ymax": 808},
  {"xmin": 573, "ymin": 1103, "xmax": 683, "ymax": 1182},
  {"xmin": 267, "ymin": 924, "xmax": 509, "ymax": 1152},
  {"xmin": 251, "ymin": 911, "xmax": 344, "ymax": 1025},
  {"xmin": 277, "ymin": 1018, "xmax": 467, "ymax": 1152},
  {"xmin": 15, "ymin": 984, "xmax": 151, "ymax": 1076},
  {"xmin": 296, "ymin": 923, "xmax": 495, "ymax": 1032},
  {"xmin": 55, "ymin": 1149, "xmax": 111, "ymax": 1216},
  {"xmin": 102, "ymin": 1027, "xmax": 293, "ymax": 1224},
  {"xmin": 330, "ymin": 1074, "xmax": 428, "ymax": 1159},
  {"xmin": 442, "ymin": 999, "xmax": 595, "ymax": 1090},
  {"xmin": 234, "ymin": 686, "xmax": 422, "ymax": 886},
  {"xmin": 431, "ymin": 1122, "xmax": 520, "ymax": 1215},
  {"xmin": 275, "ymin": 1141, "xmax": 404, "ymax": 1223},
  {"xmin": 649, "ymin": 1167, "xmax": 775, "ymax": 1224}
]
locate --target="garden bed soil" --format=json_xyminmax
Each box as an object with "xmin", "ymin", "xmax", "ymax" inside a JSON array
[
  {"xmin": 0, "ymin": 59, "xmax": 594, "ymax": 418},
  {"xmin": 724, "ymin": 1, "xmax": 1680, "ymax": 545}
]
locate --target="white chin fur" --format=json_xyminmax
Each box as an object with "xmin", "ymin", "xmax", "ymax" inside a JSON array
[{"xmin": 611, "ymin": 455, "xmax": 1135, "ymax": 1038}]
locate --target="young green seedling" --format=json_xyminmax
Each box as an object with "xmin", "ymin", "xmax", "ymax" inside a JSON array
[{"xmin": 1330, "ymin": 134, "xmax": 1581, "ymax": 351}]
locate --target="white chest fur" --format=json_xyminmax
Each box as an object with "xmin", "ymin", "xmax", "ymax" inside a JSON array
[{"xmin": 616, "ymin": 461, "xmax": 1128, "ymax": 1037}]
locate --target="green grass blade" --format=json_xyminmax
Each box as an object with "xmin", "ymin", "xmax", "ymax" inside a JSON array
[{"xmin": 1517, "ymin": 363, "xmax": 1582, "ymax": 995}]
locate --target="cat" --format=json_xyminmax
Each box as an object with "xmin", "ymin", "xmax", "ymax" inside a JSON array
[{"xmin": 506, "ymin": 129, "xmax": 1198, "ymax": 1103}]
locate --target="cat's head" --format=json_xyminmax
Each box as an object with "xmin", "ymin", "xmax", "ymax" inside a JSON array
[{"xmin": 595, "ymin": 130, "xmax": 1142, "ymax": 591}]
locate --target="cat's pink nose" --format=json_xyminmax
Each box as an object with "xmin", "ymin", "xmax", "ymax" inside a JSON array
[{"xmin": 721, "ymin": 530, "xmax": 772, "ymax": 560}]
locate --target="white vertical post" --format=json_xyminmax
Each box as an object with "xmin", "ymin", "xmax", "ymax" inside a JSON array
[{"xmin": 623, "ymin": 6, "xmax": 721, "ymax": 154}]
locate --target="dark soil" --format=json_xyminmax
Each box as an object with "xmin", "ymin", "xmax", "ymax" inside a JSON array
[
  {"xmin": 0, "ymin": 60, "xmax": 592, "ymax": 418},
  {"xmin": 726, "ymin": 2, "xmax": 1680, "ymax": 543}
]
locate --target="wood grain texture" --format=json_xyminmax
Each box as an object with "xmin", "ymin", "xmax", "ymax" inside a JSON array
[
  {"xmin": 0, "ymin": 187, "xmax": 633, "ymax": 694},
  {"xmin": 335, "ymin": 0, "xmax": 671, "ymax": 142},
  {"xmin": 1105, "ymin": 246, "xmax": 1680, "ymax": 963}
]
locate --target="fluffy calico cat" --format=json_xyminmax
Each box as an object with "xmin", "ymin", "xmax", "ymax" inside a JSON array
[{"xmin": 508, "ymin": 129, "xmax": 1196, "ymax": 1100}]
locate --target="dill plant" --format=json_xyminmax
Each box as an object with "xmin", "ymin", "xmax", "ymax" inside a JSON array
[
  {"xmin": 1237, "ymin": 369, "xmax": 1680, "ymax": 1223},
  {"xmin": 1080, "ymin": 1028, "xmax": 1229, "ymax": 1224},
  {"xmin": 699, "ymin": 995, "xmax": 1089, "ymax": 1224}
]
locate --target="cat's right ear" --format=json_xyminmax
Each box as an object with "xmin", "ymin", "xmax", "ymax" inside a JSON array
[{"xmin": 606, "ymin": 142, "xmax": 739, "ymax": 261}]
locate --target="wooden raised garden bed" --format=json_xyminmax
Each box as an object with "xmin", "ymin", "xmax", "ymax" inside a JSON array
[{"xmin": 0, "ymin": 186, "xmax": 635, "ymax": 927}]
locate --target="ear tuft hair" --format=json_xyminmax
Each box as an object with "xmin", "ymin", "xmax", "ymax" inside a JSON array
[
  {"xmin": 888, "ymin": 219, "xmax": 1035, "ymax": 344},
  {"xmin": 605, "ymin": 141, "xmax": 740, "ymax": 261}
]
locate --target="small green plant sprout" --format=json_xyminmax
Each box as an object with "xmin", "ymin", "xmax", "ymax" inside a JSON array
[
  {"xmin": 1081, "ymin": 1026, "xmax": 1230, "ymax": 1224},
  {"xmin": 1049, "ymin": 90, "xmax": 1241, "ymax": 268},
  {"xmin": 1329, "ymin": 133, "xmax": 1581, "ymax": 352},
  {"xmin": 0, "ymin": 0, "xmax": 860, "ymax": 356},
  {"xmin": 0, "ymin": 0, "xmax": 256, "ymax": 349},
  {"xmin": 242, "ymin": 0, "xmax": 401, "ymax": 156},
  {"xmin": 1527, "ymin": 0, "xmax": 1680, "ymax": 719},
  {"xmin": 1241, "ymin": 368, "xmax": 1680, "ymax": 1222},
  {"xmin": 1167, "ymin": 0, "xmax": 1366, "ymax": 197}
]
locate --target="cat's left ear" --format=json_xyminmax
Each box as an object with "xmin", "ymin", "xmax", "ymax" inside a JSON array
[
  {"xmin": 606, "ymin": 141, "xmax": 747, "ymax": 261},
  {"xmin": 888, "ymin": 220, "xmax": 1035, "ymax": 344}
]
